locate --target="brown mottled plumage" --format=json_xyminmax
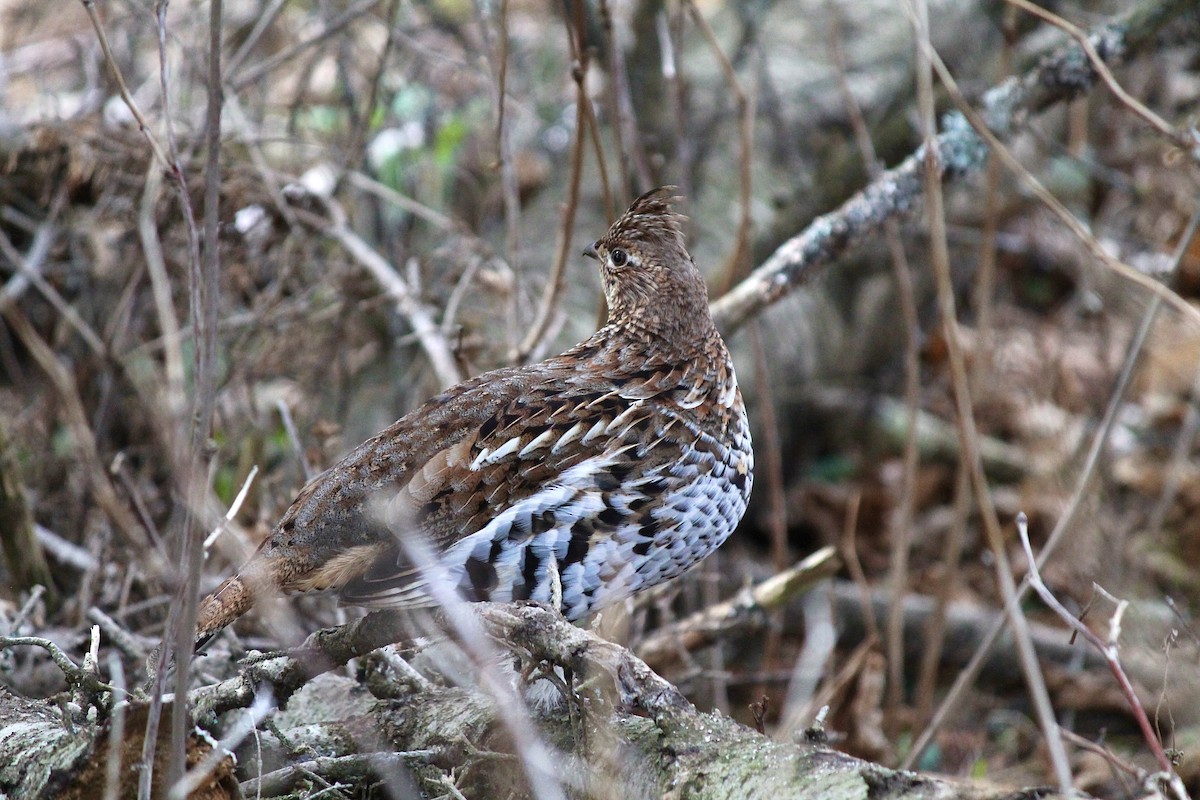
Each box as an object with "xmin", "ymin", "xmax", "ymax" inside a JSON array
[{"xmin": 195, "ymin": 188, "xmax": 753, "ymax": 647}]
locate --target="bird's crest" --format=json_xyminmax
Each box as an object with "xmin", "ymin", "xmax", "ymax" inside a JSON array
[{"xmin": 598, "ymin": 187, "xmax": 687, "ymax": 253}]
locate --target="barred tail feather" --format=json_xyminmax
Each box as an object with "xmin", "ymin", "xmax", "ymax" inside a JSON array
[{"xmin": 194, "ymin": 574, "xmax": 255, "ymax": 651}]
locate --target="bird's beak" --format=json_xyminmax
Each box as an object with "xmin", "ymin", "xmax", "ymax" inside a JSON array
[{"xmin": 582, "ymin": 242, "xmax": 599, "ymax": 260}]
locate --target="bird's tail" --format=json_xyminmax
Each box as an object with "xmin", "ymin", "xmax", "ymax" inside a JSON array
[{"xmin": 194, "ymin": 573, "xmax": 256, "ymax": 651}]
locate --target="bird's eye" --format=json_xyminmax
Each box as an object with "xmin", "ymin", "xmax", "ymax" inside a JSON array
[{"xmin": 610, "ymin": 248, "xmax": 628, "ymax": 267}]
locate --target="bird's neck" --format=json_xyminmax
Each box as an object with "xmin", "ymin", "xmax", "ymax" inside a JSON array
[{"xmin": 584, "ymin": 311, "xmax": 729, "ymax": 373}]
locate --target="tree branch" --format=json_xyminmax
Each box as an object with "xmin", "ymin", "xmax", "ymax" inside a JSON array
[{"xmin": 710, "ymin": 0, "xmax": 1198, "ymax": 335}]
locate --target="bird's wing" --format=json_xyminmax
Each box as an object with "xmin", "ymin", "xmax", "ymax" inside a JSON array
[{"xmin": 337, "ymin": 381, "xmax": 699, "ymax": 619}]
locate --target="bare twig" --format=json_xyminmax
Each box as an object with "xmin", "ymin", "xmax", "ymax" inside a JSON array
[
  {"xmin": 1002, "ymin": 0, "xmax": 1197, "ymax": 153},
  {"xmin": 159, "ymin": 0, "xmax": 228, "ymax": 787},
  {"xmin": 36, "ymin": 525, "xmax": 98, "ymax": 572},
  {"xmin": 240, "ymin": 751, "xmax": 437, "ymax": 798},
  {"xmin": 0, "ymin": 306, "xmax": 159, "ymax": 567},
  {"xmin": 838, "ymin": 495, "xmax": 879, "ymax": 647},
  {"xmin": 137, "ymin": 162, "xmax": 187, "ymax": 424},
  {"xmin": 6, "ymin": 586, "xmax": 46, "ymax": 635},
  {"xmin": 1060, "ymin": 727, "xmax": 1145, "ymax": 782},
  {"xmin": 103, "ymin": 655, "xmax": 127, "ymax": 800},
  {"xmin": 973, "ymin": 4, "xmax": 1018, "ymax": 375},
  {"xmin": 78, "ymin": 1, "xmax": 171, "ymax": 170},
  {"xmin": 136, "ymin": 35, "xmax": 199, "ymax": 796},
  {"xmin": 0, "ymin": 635, "xmax": 119, "ymax": 699},
  {"xmin": 343, "ymin": 0, "xmax": 401, "ymax": 172},
  {"xmin": 597, "ymin": 0, "xmax": 632, "ymax": 206},
  {"xmin": 684, "ymin": 1, "xmax": 754, "ymax": 295},
  {"xmin": 0, "ymin": 413, "xmax": 55, "ymax": 603},
  {"xmin": 0, "ymin": 191, "xmax": 63, "ymax": 306},
  {"xmin": 390, "ymin": 530, "xmax": 566, "ymax": 800},
  {"xmin": 227, "ymin": 0, "xmax": 385, "ymax": 90},
  {"xmin": 905, "ymin": 66, "xmax": 1200, "ymax": 779},
  {"xmin": 512, "ymin": 5, "xmax": 590, "ymax": 364},
  {"xmin": 748, "ymin": 325, "xmax": 789, "ymax": 573},
  {"xmin": 224, "ymin": 0, "xmax": 289, "ymax": 77},
  {"xmin": 0, "ymin": 214, "xmax": 105, "ymax": 358},
  {"xmin": 310, "ymin": 202, "xmax": 464, "ymax": 388},
  {"xmin": 709, "ymin": 0, "xmax": 1197, "ymax": 335},
  {"xmin": 636, "ymin": 547, "xmax": 840, "ymax": 672},
  {"xmin": 1145, "ymin": 339, "xmax": 1200, "ymax": 538},
  {"xmin": 221, "ymin": 95, "xmax": 299, "ymax": 227},
  {"xmin": 826, "ymin": 7, "xmax": 924, "ymax": 715},
  {"xmin": 658, "ymin": 9, "xmax": 692, "ymax": 203},
  {"xmin": 202, "ymin": 466, "xmax": 259, "ymax": 552},
  {"xmin": 778, "ymin": 579, "xmax": 837, "ymax": 737},
  {"xmin": 88, "ymin": 607, "xmax": 152, "ymax": 663},
  {"xmin": 914, "ymin": 10, "xmax": 1017, "ymax": 723},
  {"xmin": 377, "ymin": 645, "xmax": 435, "ymax": 693},
  {"xmin": 344, "ymin": 170, "xmax": 459, "ymax": 231},
  {"xmin": 170, "ymin": 688, "xmax": 274, "ymax": 800},
  {"xmin": 915, "ymin": 463, "xmax": 969, "ymax": 720},
  {"xmin": 476, "ymin": 0, "xmax": 523, "ymax": 295},
  {"xmin": 577, "ymin": 54, "xmax": 615, "ymax": 243},
  {"xmin": 1016, "ymin": 513, "xmax": 1185, "ymax": 794},
  {"xmin": 746, "ymin": 321, "xmax": 790, "ymax": 707},
  {"xmin": 441, "ymin": 257, "xmax": 483, "ymax": 342},
  {"xmin": 275, "ymin": 397, "xmax": 314, "ymax": 482},
  {"xmin": 907, "ymin": 0, "xmax": 1072, "ymax": 788}
]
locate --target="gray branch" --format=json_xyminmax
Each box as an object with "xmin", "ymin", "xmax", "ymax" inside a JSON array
[{"xmin": 710, "ymin": 0, "xmax": 1199, "ymax": 335}]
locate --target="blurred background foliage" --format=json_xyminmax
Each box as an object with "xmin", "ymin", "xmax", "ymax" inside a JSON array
[{"xmin": 2, "ymin": 0, "xmax": 1200, "ymax": 794}]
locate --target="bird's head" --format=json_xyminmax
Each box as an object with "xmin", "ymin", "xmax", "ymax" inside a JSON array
[{"xmin": 584, "ymin": 188, "xmax": 712, "ymax": 339}]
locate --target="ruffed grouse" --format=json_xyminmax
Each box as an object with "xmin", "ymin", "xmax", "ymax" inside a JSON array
[{"xmin": 194, "ymin": 188, "xmax": 753, "ymax": 646}]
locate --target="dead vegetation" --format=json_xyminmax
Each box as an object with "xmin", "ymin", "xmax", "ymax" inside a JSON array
[{"xmin": 2, "ymin": 0, "xmax": 1200, "ymax": 798}]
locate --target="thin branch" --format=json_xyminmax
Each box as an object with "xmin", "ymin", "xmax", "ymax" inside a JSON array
[
  {"xmin": 78, "ymin": 1, "xmax": 171, "ymax": 171},
  {"xmin": 0, "ymin": 215, "xmax": 106, "ymax": 358},
  {"xmin": 907, "ymin": 0, "xmax": 1072, "ymax": 788},
  {"xmin": 224, "ymin": 0, "xmax": 289, "ymax": 77},
  {"xmin": 825, "ymin": 6, "xmax": 925, "ymax": 716},
  {"xmin": 0, "ymin": 635, "xmax": 119, "ymax": 699},
  {"xmin": 222, "ymin": 95, "xmax": 299, "ymax": 227},
  {"xmin": 155, "ymin": 0, "xmax": 228, "ymax": 785},
  {"xmin": 476, "ymin": 0, "xmax": 523, "ymax": 306},
  {"xmin": 137, "ymin": 161, "xmax": 187, "ymax": 424},
  {"xmin": 709, "ymin": 0, "xmax": 1197, "ymax": 335},
  {"xmin": 342, "ymin": 0, "xmax": 401, "ymax": 172},
  {"xmin": 0, "ymin": 305, "xmax": 160, "ymax": 567},
  {"xmin": 0, "ymin": 189, "xmax": 64, "ymax": 306},
  {"xmin": 203, "ymin": 466, "xmax": 259, "ymax": 551},
  {"xmin": 905, "ymin": 106, "xmax": 1200, "ymax": 779},
  {"xmin": 512, "ymin": 5, "xmax": 590, "ymax": 364},
  {"xmin": 1002, "ymin": 0, "xmax": 1197, "ymax": 152},
  {"xmin": 684, "ymin": 0, "xmax": 753, "ymax": 295},
  {"xmin": 1144, "ymin": 356, "xmax": 1200, "ymax": 538},
  {"xmin": 344, "ymin": 170, "xmax": 459, "ymax": 231},
  {"xmin": 636, "ymin": 547, "xmax": 840, "ymax": 673},
  {"xmin": 240, "ymin": 751, "xmax": 437, "ymax": 798},
  {"xmin": 88, "ymin": 607, "xmax": 152, "ymax": 663},
  {"xmin": 274, "ymin": 397, "xmax": 314, "ymax": 482},
  {"xmin": 170, "ymin": 689, "xmax": 275, "ymax": 800},
  {"xmin": 389, "ymin": 524, "xmax": 566, "ymax": 800},
  {"xmin": 305, "ymin": 202, "xmax": 464, "ymax": 388},
  {"xmin": 226, "ymin": 0, "xmax": 385, "ymax": 90},
  {"xmin": 658, "ymin": 9, "xmax": 692, "ymax": 203},
  {"xmin": 748, "ymin": 324, "xmax": 789, "ymax": 572},
  {"xmin": 1016, "ymin": 514, "xmax": 1184, "ymax": 789},
  {"xmin": 597, "ymin": 0, "xmax": 632, "ymax": 207},
  {"xmin": 1059, "ymin": 727, "xmax": 1146, "ymax": 783},
  {"xmin": 103, "ymin": 654, "xmax": 127, "ymax": 800}
]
